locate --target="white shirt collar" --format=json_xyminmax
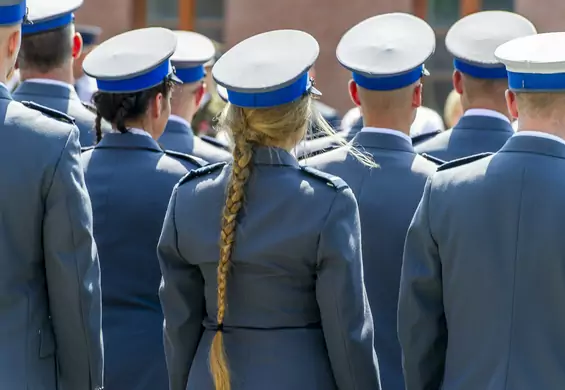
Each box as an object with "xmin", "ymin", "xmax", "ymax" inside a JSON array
[
  {"xmin": 360, "ymin": 127, "xmax": 412, "ymax": 144},
  {"xmin": 463, "ymin": 108, "xmax": 511, "ymax": 124},
  {"xmin": 26, "ymin": 78, "xmax": 74, "ymax": 91},
  {"xmin": 513, "ymin": 131, "xmax": 565, "ymax": 147},
  {"xmin": 169, "ymin": 114, "xmax": 192, "ymax": 129},
  {"xmin": 110, "ymin": 127, "xmax": 153, "ymax": 138}
]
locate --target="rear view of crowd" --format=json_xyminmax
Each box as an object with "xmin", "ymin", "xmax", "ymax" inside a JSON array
[{"xmin": 3, "ymin": 0, "xmax": 565, "ymax": 390}]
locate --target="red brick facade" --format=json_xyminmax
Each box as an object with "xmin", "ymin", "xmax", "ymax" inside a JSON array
[{"xmin": 76, "ymin": 0, "xmax": 564, "ymax": 114}]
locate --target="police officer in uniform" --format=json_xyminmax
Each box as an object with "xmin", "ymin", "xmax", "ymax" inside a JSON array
[
  {"xmin": 14, "ymin": 0, "xmax": 105, "ymax": 146},
  {"xmin": 74, "ymin": 24, "xmax": 100, "ymax": 102},
  {"xmin": 415, "ymin": 11, "xmax": 537, "ymax": 161},
  {"xmin": 399, "ymin": 31, "xmax": 565, "ymax": 390},
  {"xmin": 81, "ymin": 27, "xmax": 205, "ymax": 390},
  {"xmin": 0, "ymin": 1, "xmax": 103, "ymax": 389},
  {"xmin": 307, "ymin": 13, "xmax": 440, "ymax": 390},
  {"xmin": 161, "ymin": 31, "xmax": 231, "ymax": 162},
  {"xmin": 158, "ymin": 29, "xmax": 381, "ymax": 390}
]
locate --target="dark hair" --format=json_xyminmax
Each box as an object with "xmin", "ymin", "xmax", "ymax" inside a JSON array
[
  {"xmin": 92, "ymin": 79, "xmax": 174, "ymax": 143},
  {"xmin": 18, "ymin": 25, "xmax": 73, "ymax": 73}
]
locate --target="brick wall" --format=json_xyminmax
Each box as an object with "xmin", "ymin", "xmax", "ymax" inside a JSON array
[
  {"xmin": 516, "ymin": 0, "xmax": 565, "ymax": 32},
  {"xmin": 75, "ymin": 0, "xmax": 134, "ymax": 41},
  {"xmin": 225, "ymin": 0, "xmax": 412, "ymax": 114}
]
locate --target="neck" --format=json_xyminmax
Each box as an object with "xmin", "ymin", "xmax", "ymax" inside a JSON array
[
  {"xmin": 20, "ymin": 66, "xmax": 74, "ymax": 85},
  {"xmin": 462, "ymin": 99, "xmax": 510, "ymax": 120},
  {"xmin": 171, "ymin": 103, "xmax": 196, "ymax": 124},
  {"xmin": 517, "ymin": 118, "xmax": 565, "ymax": 140},
  {"xmin": 362, "ymin": 109, "xmax": 412, "ymax": 135}
]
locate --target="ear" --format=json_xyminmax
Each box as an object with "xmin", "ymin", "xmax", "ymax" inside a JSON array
[
  {"xmin": 152, "ymin": 92, "xmax": 164, "ymax": 119},
  {"xmin": 412, "ymin": 82, "xmax": 423, "ymax": 108},
  {"xmin": 505, "ymin": 89, "xmax": 518, "ymax": 119},
  {"xmin": 348, "ymin": 79, "xmax": 361, "ymax": 107},
  {"xmin": 453, "ymin": 70, "xmax": 464, "ymax": 95},
  {"xmin": 195, "ymin": 83, "xmax": 205, "ymax": 106},
  {"xmin": 72, "ymin": 32, "xmax": 83, "ymax": 59},
  {"xmin": 7, "ymin": 29, "xmax": 21, "ymax": 60}
]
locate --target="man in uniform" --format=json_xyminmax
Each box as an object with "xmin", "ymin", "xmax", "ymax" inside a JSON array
[
  {"xmin": 14, "ymin": 0, "xmax": 101, "ymax": 146},
  {"xmin": 307, "ymin": 13, "xmax": 440, "ymax": 390},
  {"xmin": 73, "ymin": 24, "xmax": 100, "ymax": 103},
  {"xmin": 162, "ymin": 31, "xmax": 231, "ymax": 162},
  {"xmin": 0, "ymin": 1, "xmax": 103, "ymax": 389},
  {"xmin": 415, "ymin": 11, "xmax": 536, "ymax": 161},
  {"xmin": 399, "ymin": 31, "xmax": 565, "ymax": 390}
]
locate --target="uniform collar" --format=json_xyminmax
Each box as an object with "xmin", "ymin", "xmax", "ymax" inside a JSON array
[
  {"xmin": 513, "ymin": 131, "xmax": 565, "ymax": 147},
  {"xmin": 15, "ymin": 79, "xmax": 80, "ymax": 101},
  {"xmin": 463, "ymin": 108, "xmax": 511, "ymax": 124},
  {"xmin": 0, "ymin": 82, "xmax": 11, "ymax": 100},
  {"xmin": 454, "ymin": 114, "xmax": 515, "ymax": 133},
  {"xmin": 95, "ymin": 132, "xmax": 163, "ymax": 153},
  {"xmin": 253, "ymin": 146, "xmax": 299, "ymax": 167},
  {"xmin": 353, "ymin": 127, "xmax": 414, "ymax": 153},
  {"xmin": 500, "ymin": 132, "xmax": 565, "ymax": 160},
  {"xmin": 167, "ymin": 115, "xmax": 194, "ymax": 135}
]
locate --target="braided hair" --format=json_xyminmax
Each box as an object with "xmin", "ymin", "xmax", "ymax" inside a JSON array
[{"xmin": 92, "ymin": 79, "xmax": 174, "ymax": 143}]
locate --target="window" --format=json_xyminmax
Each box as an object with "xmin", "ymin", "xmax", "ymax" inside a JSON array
[
  {"xmin": 427, "ymin": 0, "xmax": 460, "ymax": 28},
  {"xmin": 134, "ymin": 0, "xmax": 224, "ymax": 42},
  {"xmin": 482, "ymin": 0, "xmax": 514, "ymax": 11}
]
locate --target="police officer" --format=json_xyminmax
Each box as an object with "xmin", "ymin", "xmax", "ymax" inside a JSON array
[
  {"xmin": 415, "ymin": 11, "xmax": 537, "ymax": 160},
  {"xmin": 0, "ymin": 1, "xmax": 103, "ymax": 389},
  {"xmin": 161, "ymin": 30, "xmax": 231, "ymax": 162},
  {"xmin": 74, "ymin": 24, "xmax": 101, "ymax": 102},
  {"xmin": 158, "ymin": 29, "xmax": 381, "ymax": 390},
  {"xmin": 307, "ymin": 13, "xmax": 440, "ymax": 390},
  {"xmin": 81, "ymin": 27, "xmax": 205, "ymax": 390},
  {"xmin": 14, "ymin": 0, "xmax": 106, "ymax": 146},
  {"xmin": 399, "ymin": 31, "xmax": 565, "ymax": 390}
]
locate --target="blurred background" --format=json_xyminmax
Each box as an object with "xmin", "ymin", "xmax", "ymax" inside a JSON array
[{"xmin": 75, "ymin": 0, "xmax": 565, "ymax": 115}]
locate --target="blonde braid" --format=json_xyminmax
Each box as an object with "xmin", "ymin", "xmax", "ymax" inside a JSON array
[{"xmin": 210, "ymin": 108, "xmax": 254, "ymax": 390}]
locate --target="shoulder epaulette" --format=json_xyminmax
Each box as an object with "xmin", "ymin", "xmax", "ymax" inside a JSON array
[
  {"xmin": 22, "ymin": 101, "xmax": 75, "ymax": 125},
  {"xmin": 179, "ymin": 161, "xmax": 227, "ymax": 185},
  {"xmin": 200, "ymin": 135, "xmax": 230, "ymax": 151},
  {"xmin": 82, "ymin": 101, "xmax": 97, "ymax": 114},
  {"xmin": 300, "ymin": 166, "xmax": 348, "ymax": 190},
  {"xmin": 420, "ymin": 153, "xmax": 445, "ymax": 165},
  {"xmin": 164, "ymin": 149, "xmax": 207, "ymax": 167},
  {"xmin": 81, "ymin": 145, "xmax": 95, "ymax": 153},
  {"xmin": 437, "ymin": 152, "xmax": 493, "ymax": 172},
  {"xmin": 412, "ymin": 130, "xmax": 441, "ymax": 146},
  {"xmin": 298, "ymin": 144, "xmax": 341, "ymax": 161}
]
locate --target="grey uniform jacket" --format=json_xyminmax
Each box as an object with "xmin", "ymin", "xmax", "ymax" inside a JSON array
[
  {"xmin": 81, "ymin": 133, "xmax": 204, "ymax": 390},
  {"xmin": 296, "ymin": 126, "xmax": 362, "ymax": 160},
  {"xmin": 399, "ymin": 135, "xmax": 565, "ymax": 390},
  {"xmin": 307, "ymin": 131, "xmax": 438, "ymax": 390},
  {"xmin": 158, "ymin": 146, "xmax": 381, "ymax": 390},
  {"xmin": 415, "ymin": 114, "xmax": 515, "ymax": 161},
  {"xmin": 0, "ymin": 86, "xmax": 103, "ymax": 389},
  {"xmin": 13, "ymin": 80, "xmax": 104, "ymax": 147},
  {"xmin": 160, "ymin": 118, "xmax": 232, "ymax": 163}
]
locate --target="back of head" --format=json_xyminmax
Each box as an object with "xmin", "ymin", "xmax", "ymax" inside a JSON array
[
  {"xmin": 496, "ymin": 32, "xmax": 565, "ymax": 130},
  {"xmin": 18, "ymin": 25, "xmax": 73, "ymax": 73},
  {"xmin": 446, "ymin": 11, "xmax": 536, "ymax": 111},
  {"xmin": 444, "ymin": 89, "xmax": 462, "ymax": 128},
  {"xmin": 0, "ymin": 0, "xmax": 28, "ymax": 79}
]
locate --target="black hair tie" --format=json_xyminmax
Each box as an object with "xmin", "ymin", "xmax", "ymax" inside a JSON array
[{"xmin": 217, "ymin": 323, "xmax": 224, "ymax": 332}]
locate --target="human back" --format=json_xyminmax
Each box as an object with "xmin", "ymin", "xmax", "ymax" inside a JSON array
[{"xmin": 158, "ymin": 29, "xmax": 380, "ymax": 390}]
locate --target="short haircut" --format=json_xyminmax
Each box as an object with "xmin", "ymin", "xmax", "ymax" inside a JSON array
[
  {"xmin": 18, "ymin": 24, "xmax": 73, "ymax": 73},
  {"xmin": 461, "ymin": 73, "xmax": 507, "ymax": 102},
  {"xmin": 516, "ymin": 92, "xmax": 565, "ymax": 119}
]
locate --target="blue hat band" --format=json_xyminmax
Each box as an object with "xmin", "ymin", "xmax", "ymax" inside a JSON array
[
  {"xmin": 0, "ymin": 1, "xmax": 27, "ymax": 26},
  {"xmin": 352, "ymin": 65, "xmax": 424, "ymax": 91},
  {"xmin": 96, "ymin": 59, "xmax": 174, "ymax": 93},
  {"xmin": 508, "ymin": 71, "xmax": 565, "ymax": 92},
  {"xmin": 175, "ymin": 65, "xmax": 205, "ymax": 83},
  {"xmin": 226, "ymin": 72, "xmax": 309, "ymax": 108},
  {"xmin": 22, "ymin": 13, "xmax": 74, "ymax": 35},
  {"xmin": 454, "ymin": 59, "xmax": 507, "ymax": 79}
]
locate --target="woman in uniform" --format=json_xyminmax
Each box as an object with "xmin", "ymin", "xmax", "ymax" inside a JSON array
[
  {"xmin": 158, "ymin": 30, "xmax": 381, "ymax": 390},
  {"xmin": 80, "ymin": 27, "xmax": 204, "ymax": 390}
]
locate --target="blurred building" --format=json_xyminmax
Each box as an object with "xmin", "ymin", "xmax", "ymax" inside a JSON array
[{"xmin": 76, "ymin": 0, "xmax": 565, "ymax": 115}]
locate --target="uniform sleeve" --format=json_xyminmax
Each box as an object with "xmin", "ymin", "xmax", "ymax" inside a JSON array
[
  {"xmin": 158, "ymin": 187, "xmax": 205, "ymax": 390},
  {"xmin": 398, "ymin": 178, "xmax": 447, "ymax": 390},
  {"xmin": 316, "ymin": 188, "xmax": 381, "ymax": 390},
  {"xmin": 43, "ymin": 127, "xmax": 103, "ymax": 390}
]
